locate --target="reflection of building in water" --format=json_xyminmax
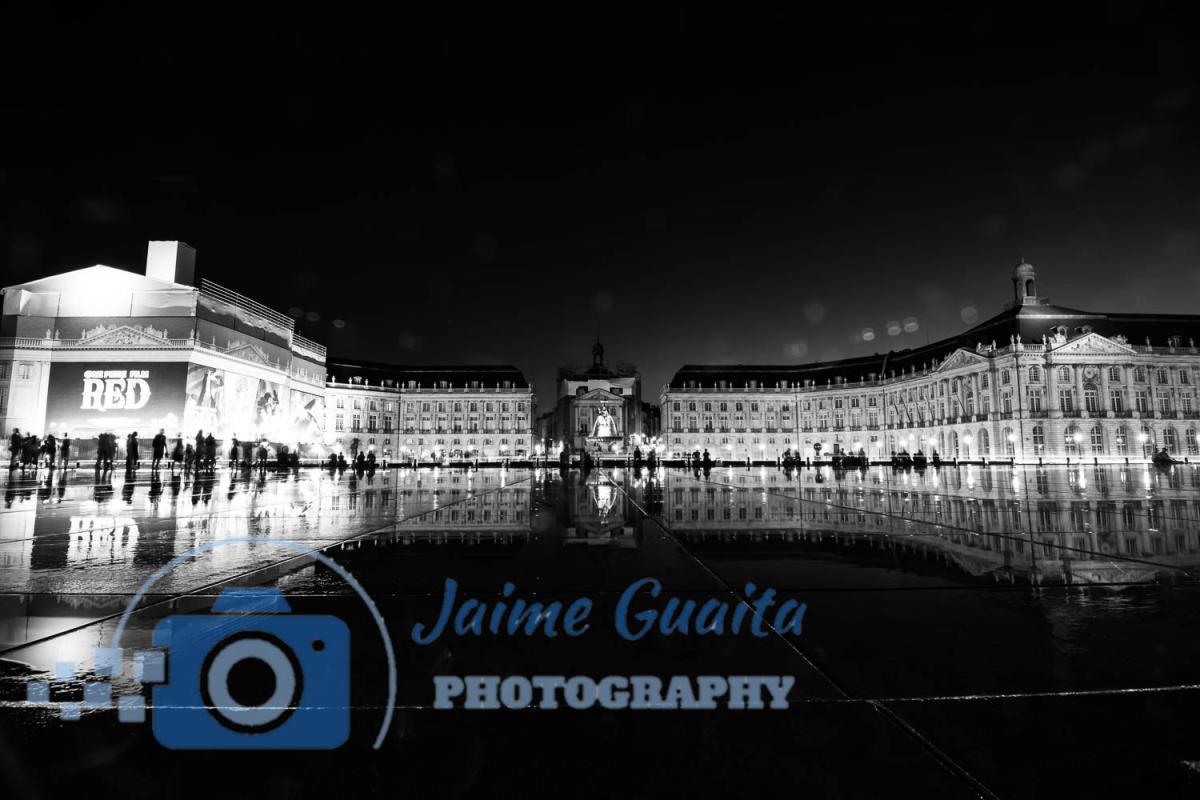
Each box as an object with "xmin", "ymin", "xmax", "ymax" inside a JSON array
[
  {"xmin": 320, "ymin": 469, "xmax": 531, "ymax": 547},
  {"xmin": 0, "ymin": 240, "xmax": 327, "ymax": 456},
  {"xmin": 323, "ymin": 359, "xmax": 535, "ymax": 461},
  {"xmin": 662, "ymin": 465, "xmax": 1200, "ymax": 584},
  {"xmin": 561, "ymin": 471, "xmax": 636, "ymax": 546},
  {"xmin": 663, "ymin": 261, "xmax": 1200, "ymax": 463}
]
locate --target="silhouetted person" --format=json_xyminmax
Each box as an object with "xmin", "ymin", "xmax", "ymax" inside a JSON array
[
  {"xmin": 171, "ymin": 437, "xmax": 184, "ymax": 472},
  {"xmin": 126, "ymin": 432, "xmax": 140, "ymax": 470},
  {"xmin": 152, "ymin": 429, "xmax": 167, "ymax": 470},
  {"xmin": 184, "ymin": 443, "xmax": 195, "ymax": 476},
  {"xmin": 43, "ymin": 434, "xmax": 57, "ymax": 469},
  {"xmin": 60, "ymin": 433, "xmax": 71, "ymax": 468},
  {"xmin": 204, "ymin": 433, "xmax": 217, "ymax": 472},
  {"xmin": 8, "ymin": 428, "xmax": 21, "ymax": 469},
  {"xmin": 229, "ymin": 436, "xmax": 240, "ymax": 469}
]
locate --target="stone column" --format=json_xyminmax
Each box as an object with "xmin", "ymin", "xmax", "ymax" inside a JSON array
[
  {"xmin": 1046, "ymin": 361, "xmax": 1060, "ymax": 416},
  {"xmin": 1075, "ymin": 365, "xmax": 1085, "ymax": 416},
  {"xmin": 1100, "ymin": 365, "xmax": 1111, "ymax": 415}
]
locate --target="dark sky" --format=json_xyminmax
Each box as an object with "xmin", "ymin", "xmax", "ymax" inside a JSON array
[{"xmin": 2, "ymin": 5, "xmax": 1198, "ymax": 404}]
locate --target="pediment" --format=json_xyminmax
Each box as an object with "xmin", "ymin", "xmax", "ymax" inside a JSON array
[
  {"xmin": 575, "ymin": 388, "xmax": 625, "ymax": 403},
  {"xmin": 935, "ymin": 348, "xmax": 989, "ymax": 373},
  {"xmin": 225, "ymin": 341, "xmax": 273, "ymax": 366},
  {"xmin": 1047, "ymin": 331, "xmax": 1137, "ymax": 357},
  {"xmin": 77, "ymin": 323, "xmax": 173, "ymax": 348}
]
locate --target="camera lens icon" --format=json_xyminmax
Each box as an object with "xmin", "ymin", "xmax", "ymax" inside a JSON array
[
  {"xmin": 151, "ymin": 587, "xmax": 350, "ymax": 750},
  {"xmin": 200, "ymin": 632, "xmax": 304, "ymax": 734}
]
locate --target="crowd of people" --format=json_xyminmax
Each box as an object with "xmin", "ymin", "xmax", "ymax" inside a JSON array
[
  {"xmin": 7, "ymin": 428, "xmax": 71, "ymax": 471},
  {"xmin": 6, "ymin": 427, "xmax": 303, "ymax": 475}
]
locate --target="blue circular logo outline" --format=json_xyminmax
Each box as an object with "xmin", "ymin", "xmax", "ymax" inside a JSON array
[{"xmin": 110, "ymin": 538, "xmax": 397, "ymax": 749}]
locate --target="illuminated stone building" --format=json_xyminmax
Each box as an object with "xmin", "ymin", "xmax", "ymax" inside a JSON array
[
  {"xmin": 0, "ymin": 241, "xmax": 327, "ymax": 457},
  {"xmin": 663, "ymin": 262, "xmax": 1200, "ymax": 463},
  {"xmin": 538, "ymin": 339, "xmax": 654, "ymax": 454},
  {"xmin": 323, "ymin": 358, "xmax": 535, "ymax": 460}
]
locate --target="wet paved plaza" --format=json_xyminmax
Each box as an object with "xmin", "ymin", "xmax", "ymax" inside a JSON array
[{"xmin": 2, "ymin": 462, "xmax": 1200, "ymax": 798}]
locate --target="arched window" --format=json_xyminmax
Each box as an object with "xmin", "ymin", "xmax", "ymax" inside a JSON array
[
  {"xmin": 1090, "ymin": 426, "xmax": 1104, "ymax": 453},
  {"xmin": 1003, "ymin": 427, "xmax": 1015, "ymax": 457},
  {"xmin": 1032, "ymin": 425, "xmax": 1045, "ymax": 455},
  {"xmin": 978, "ymin": 428, "xmax": 990, "ymax": 457},
  {"xmin": 1188, "ymin": 428, "xmax": 1199, "ymax": 456},
  {"xmin": 1141, "ymin": 425, "xmax": 1155, "ymax": 458},
  {"xmin": 950, "ymin": 431, "xmax": 960, "ymax": 457},
  {"xmin": 1065, "ymin": 425, "xmax": 1080, "ymax": 455},
  {"xmin": 1115, "ymin": 426, "xmax": 1129, "ymax": 456}
]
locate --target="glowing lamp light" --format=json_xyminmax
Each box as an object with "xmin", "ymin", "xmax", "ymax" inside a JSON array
[
  {"xmin": 963, "ymin": 435, "xmax": 973, "ymax": 445},
  {"xmin": 1073, "ymin": 432, "xmax": 1083, "ymax": 443},
  {"xmin": 1138, "ymin": 432, "xmax": 1148, "ymax": 442},
  {"xmin": 1006, "ymin": 433, "xmax": 1016, "ymax": 442}
]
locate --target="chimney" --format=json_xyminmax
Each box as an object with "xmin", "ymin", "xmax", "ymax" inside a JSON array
[{"xmin": 145, "ymin": 240, "xmax": 196, "ymax": 286}]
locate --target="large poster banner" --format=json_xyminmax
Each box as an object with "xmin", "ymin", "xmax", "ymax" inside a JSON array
[
  {"xmin": 44, "ymin": 362, "xmax": 189, "ymax": 439},
  {"xmin": 183, "ymin": 365, "xmax": 290, "ymax": 442},
  {"xmin": 289, "ymin": 388, "xmax": 325, "ymax": 443}
]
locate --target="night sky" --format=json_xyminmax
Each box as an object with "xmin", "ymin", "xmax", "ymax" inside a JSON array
[{"xmin": 2, "ymin": 5, "xmax": 1198, "ymax": 403}]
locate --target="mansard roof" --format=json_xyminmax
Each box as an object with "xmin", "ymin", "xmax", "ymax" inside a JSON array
[
  {"xmin": 668, "ymin": 302, "xmax": 1200, "ymax": 389},
  {"xmin": 326, "ymin": 357, "xmax": 530, "ymax": 388}
]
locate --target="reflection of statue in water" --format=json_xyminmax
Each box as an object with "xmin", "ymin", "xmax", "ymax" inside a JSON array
[
  {"xmin": 591, "ymin": 483, "xmax": 616, "ymax": 521},
  {"xmin": 592, "ymin": 407, "xmax": 617, "ymax": 438}
]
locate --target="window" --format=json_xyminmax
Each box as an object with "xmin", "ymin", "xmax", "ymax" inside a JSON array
[
  {"xmin": 1188, "ymin": 429, "xmax": 1199, "ymax": 456},
  {"xmin": 1058, "ymin": 366, "xmax": 1071, "ymax": 382},
  {"xmin": 1135, "ymin": 367, "xmax": 1147, "ymax": 383},
  {"xmin": 17, "ymin": 363, "xmax": 31, "ymax": 380},
  {"xmin": 1108, "ymin": 366, "xmax": 1121, "ymax": 382},
  {"xmin": 1059, "ymin": 389, "xmax": 1073, "ymax": 412},
  {"xmin": 980, "ymin": 373, "xmax": 989, "ymax": 389},
  {"xmin": 1110, "ymin": 390, "xmax": 1124, "ymax": 412},
  {"xmin": 1157, "ymin": 390, "xmax": 1171, "ymax": 414},
  {"xmin": 336, "ymin": 397, "xmax": 345, "ymax": 408},
  {"xmin": 335, "ymin": 414, "xmax": 344, "ymax": 431},
  {"xmin": 1181, "ymin": 370, "xmax": 1191, "ymax": 385},
  {"xmin": 353, "ymin": 398, "xmax": 362, "ymax": 409},
  {"xmin": 1084, "ymin": 388, "xmax": 1099, "ymax": 413},
  {"xmin": 1115, "ymin": 426, "xmax": 1128, "ymax": 455},
  {"xmin": 1157, "ymin": 368, "xmax": 1169, "ymax": 384},
  {"xmin": 1027, "ymin": 387, "xmax": 1043, "ymax": 412},
  {"xmin": 1029, "ymin": 366, "xmax": 1041, "ymax": 383},
  {"xmin": 1001, "ymin": 370, "xmax": 1011, "ymax": 386},
  {"xmin": 1090, "ymin": 426, "xmax": 1104, "ymax": 453},
  {"xmin": 1032, "ymin": 425, "xmax": 1045, "ymax": 454},
  {"xmin": 1182, "ymin": 394, "xmax": 1194, "ymax": 414},
  {"xmin": 1064, "ymin": 427, "xmax": 1080, "ymax": 455},
  {"xmin": 1135, "ymin": 391, "xmax": 1150, "ymax": 413}
]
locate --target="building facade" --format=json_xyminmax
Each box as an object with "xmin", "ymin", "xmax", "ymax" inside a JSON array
[
  {"xmin": 324, "ymin": 359, "xmax": 535, "ymax": 461},
  {"xmin": 663, "ymin": 262, "xmax": 1200, "ymax": 463},
  {"xmin": 538, "ymin": 339, "xmax": 654, "ymax": 454},
  {"xmin": 0, "ymin": 241, "xmax": 327, "ymax": 458}
]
